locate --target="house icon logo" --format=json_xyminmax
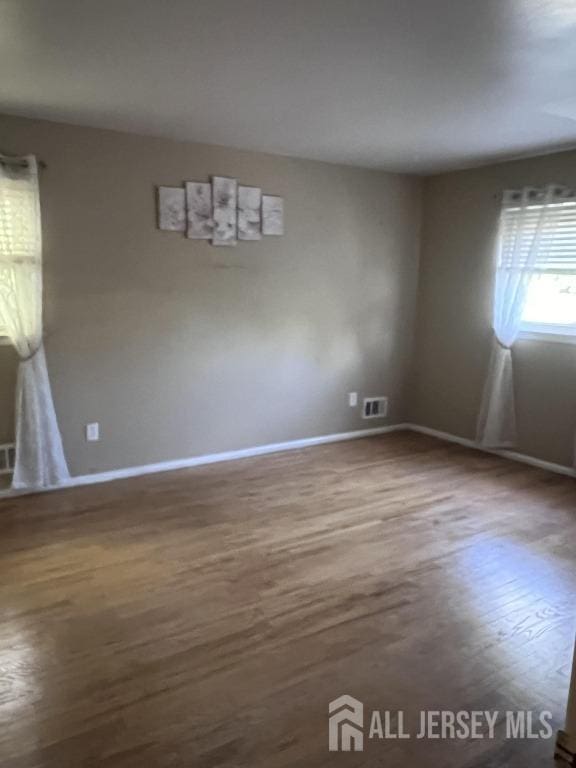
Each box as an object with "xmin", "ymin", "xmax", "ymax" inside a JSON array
[{"xmin": 328, "ymin": 695, "xmax": 364, "ymax": 751}]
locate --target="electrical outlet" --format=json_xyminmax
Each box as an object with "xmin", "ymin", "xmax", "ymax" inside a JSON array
[
  {"xmin": 348, "ymin": 392, "xmax": 358, "ymax": 407},
  {"xmin": 86, "ymin": 422, "xmax": 100, "ymax": 442}
]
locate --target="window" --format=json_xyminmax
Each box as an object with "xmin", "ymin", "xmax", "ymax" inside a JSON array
[
  {"xmin": 0, "ymin": 155, "xmax": 42, "ymax": 344},
  {"xmin": 500, "ymin": 199, "xmax": 576, "ymax": 340}
]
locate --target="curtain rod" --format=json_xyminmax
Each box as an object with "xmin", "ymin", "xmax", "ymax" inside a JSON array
[
  {"xmin": 0, "ymin": 155, "xmax": 47, "ymax": 170},
  {"xmin": 493, "ymin": 185, "xmax": 575, "ymax": 201}
]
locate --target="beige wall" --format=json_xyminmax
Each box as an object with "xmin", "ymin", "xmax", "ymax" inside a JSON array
[
  {"xmin": 0, "ymin": 114, "xmax": 422, "ymax": 476},
  {"xmin": 411, "ymin": 151, "xmax": 576, "ymax": 468}
]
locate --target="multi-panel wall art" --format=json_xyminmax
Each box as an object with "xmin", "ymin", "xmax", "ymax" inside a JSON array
[{"xmin": 158, "ymin": 176, "xmax": 284, "ymax": 245}]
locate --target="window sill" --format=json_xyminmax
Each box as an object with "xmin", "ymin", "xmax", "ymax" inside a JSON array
[{"xmin": 519, "ymin": 329, "xmax": 576, "ymax": 346}]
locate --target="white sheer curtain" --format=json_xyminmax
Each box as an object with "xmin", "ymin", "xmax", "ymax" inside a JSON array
[
  {"xmin": 476, "ymin": 185, "xmax": 559, "ymax": 448},
  {"xmin": 0, "ymin": 154, "xmax": 69, "ymax": 489}
]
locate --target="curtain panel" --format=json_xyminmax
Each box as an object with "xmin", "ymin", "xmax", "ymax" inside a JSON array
[
  {"xmin": 0, "ymin": 154, "xmax": 69, "ymax": 489},
  {"xmin": 476, "ymin": 185, "xmax": 574, "ymax": 449}
]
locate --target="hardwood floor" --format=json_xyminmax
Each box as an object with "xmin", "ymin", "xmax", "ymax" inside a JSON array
[{"xmin": 0, "ymin": 431, "xmax": 575, "ymax": 767}]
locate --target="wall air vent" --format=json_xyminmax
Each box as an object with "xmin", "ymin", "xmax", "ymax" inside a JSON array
[
  {"xmin": 362, "ymin": 397, "xmax": 388, "ymax": 419},
  {"xmin": 0, "ymin": 443, "xmax": 15, "ymax": 475}
]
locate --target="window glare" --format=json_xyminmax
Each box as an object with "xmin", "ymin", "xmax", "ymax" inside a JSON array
[{"xmin": 522, "ymin": 273, "xmax": 576, "ymax": 327}]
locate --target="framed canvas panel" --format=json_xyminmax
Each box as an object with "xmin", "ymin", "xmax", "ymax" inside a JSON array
[
  {"xmin": 158, "ymin": 186, "xmax": 186, "ymax": 231},
  {"xmin": 212, "ymin": 176, "xmax": 237, "ymax": 246},
  {"xmin": 186, "ymin": 181, "xmax": 213, "ymax": 239},
  {"xmin": 262, "ymin": 195, "xmax": 284, "ymax": 236},
  {"xmin": 238, "ymin": 185, "xmax": 262, "ymax": 241}
]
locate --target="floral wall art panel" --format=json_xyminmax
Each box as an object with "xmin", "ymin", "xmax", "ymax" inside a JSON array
[
  {"xmin": 212, "ymin": 176, "xmax": 238, "ymax": 246},
  {"xmin": 186, "ymin": 181, "xmax": 213, "ymax": 239},
  {"xmin": 238, "ymin": 185, "xmax": 262, "ymax": 240},
  {"xmin": 158, "ymin": 186, "xmax": 186, "ymax": 231},
  {"xmin": 262, "ymin": 195, "xmax": 284, "ymax": 236}
]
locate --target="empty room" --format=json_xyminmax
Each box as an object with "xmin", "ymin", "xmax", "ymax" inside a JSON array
[{"xmin": 1, "ymin": 1, "xmax": 576, "ymax": 766}]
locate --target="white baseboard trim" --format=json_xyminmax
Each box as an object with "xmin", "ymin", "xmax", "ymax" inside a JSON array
[
  {"xmin": 0, "ymin": 423, "xmax": 409, "ymax": 498},
  {"xmin": 2, "ymin": 420, "xmax": 573, "ymax": 499},
  {"xmin": 406, "ymin": 423, "xmax": 576, "ymax": 479}
]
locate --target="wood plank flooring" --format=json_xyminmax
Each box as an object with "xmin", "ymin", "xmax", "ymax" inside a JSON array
[{"xmin": 0, "ymin": 431, "xmax": 575, "ymax": 767}]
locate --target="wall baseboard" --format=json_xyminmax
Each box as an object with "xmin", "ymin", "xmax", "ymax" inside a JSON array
[
  {"xmin": 406, "ymin": 423, "xmax": 576, "ymax": 479},
  {"xmin": 1, "ymin": 420, "xmax": 573, "ymax": 499},
  {"xmin": 0, "ymin": 423, "xmax": 409, "ymax": 498}
]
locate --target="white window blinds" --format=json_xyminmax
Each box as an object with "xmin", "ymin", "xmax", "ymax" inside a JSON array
[
  {"xmin": 0, "ymin": 155, "xmax": 70, "ymax": 489},
  {"xmin": 500, "ymin": 189, "xmax": 576, "ymax": 273}
]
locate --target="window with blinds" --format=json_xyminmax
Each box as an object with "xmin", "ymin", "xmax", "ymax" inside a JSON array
[
  {"xmin": 500, "ymin": 200, "xmax": 576, "ymax": 337},
  {"xmin": 0, "ymin": 156, "xmax": 41, "ymax": 340}
]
